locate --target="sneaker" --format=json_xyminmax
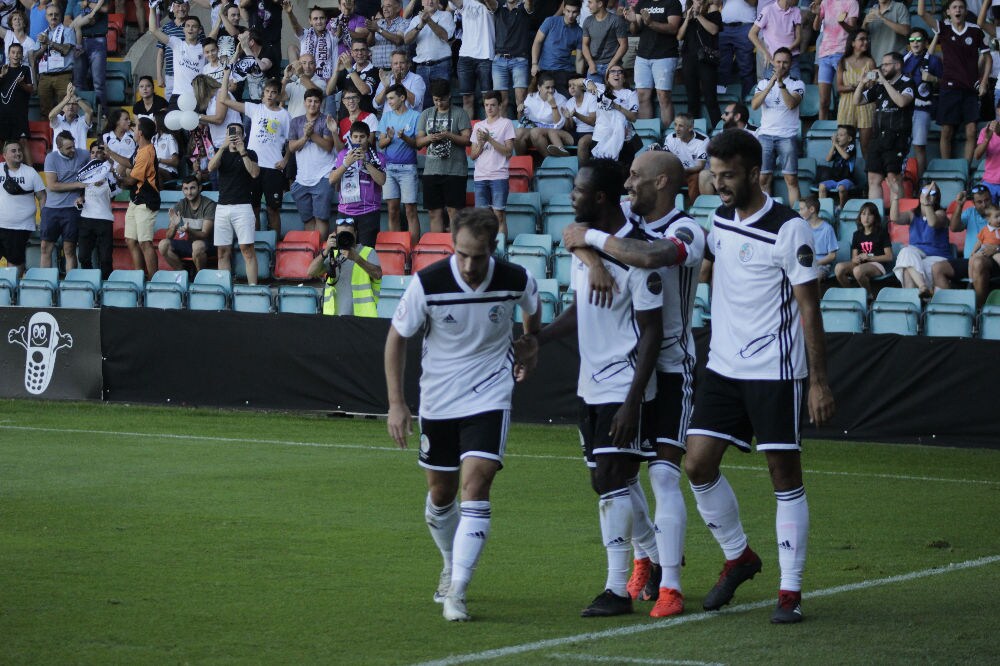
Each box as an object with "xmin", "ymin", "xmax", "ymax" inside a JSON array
[
  {"xmin": 581, "ymin": 589, "xmax": 634, "ymax": 617},
  {"xmin": 433, "ymin": 566, "xmax": 452, "ymax": 604},
  {"xmin": 649, "ymin": 588, "xmax": 684, "ymax": 618},
  {"xmin": 443, "ymin": 594, "xmax": 471, "ymax": 622},
  {"xmin": 771, "ymin": 590, "xmax": 803, "ymax": 624},
  {"xmin": 702, "ymin": 547, "xmax": 763, "ymax": 611},
  {"xmin": 639, "ymin": 564, "xmax": 662, "ymax": 601},
  {"xmin": 546, "ymin": 144, "xmax": 570, "ymax": 157},
  {"xmin": 626, "ymin": 558, "xmax": 652, "ymax": 599}
]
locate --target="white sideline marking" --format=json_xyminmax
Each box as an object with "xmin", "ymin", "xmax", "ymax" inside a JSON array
[
  {"xmin": 410, "ymin": 555, "xmax": 1000, "ymax": 666},
  {"xmin": 1, "ymin": 425, "xmax": 998, "ymax": 487},
  {"xmin": 551, "ymin": 654, "xmax": 723, "ymax": 666}
]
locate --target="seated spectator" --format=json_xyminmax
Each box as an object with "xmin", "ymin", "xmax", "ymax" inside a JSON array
[
  {"xmin": 285, "ymin": 3, "xmax": 335, "ymax": 80},
  {"xmin": 749, "ymin": 0, "xmax": 802, "ymax": 80},
  {"xmin": 799, "ymin": 196, "xmax": 838, "ymax": 281},
  {"xmin": 969, "ymin": 202, "xmax": 1000, "ymax": 307},
  {"xmin": 416, "ymin": 79, "xmax": 471, "ymax": 232},
  {"xmin": 836, "ymin": 29, "xmax": 875, "ymax": 158},
  {"xmin": 102, "ymin": 109, "xmax": 137, "ymax": 165},
  {"xmin": 890, "ymin": 183, "xmax": 949, "ymax": 298},
  {"xmin": 207, "ymin": 123, "xmax": 259, "ymax": 284},
  {"xmin": 41, "ymin": 131, "xmax": 88, "ymax": 272},
  {"xmin": 563, "ymin": 77, "xmax": 598, "ymax": 147},
  {"xmin": 0, "ymin": 41, "xmax": 34, "ymax": 159},
  {"xmin": 368, "ymin": 0, "xmax": 409, "ymax": 74},
  {"xmin": 578, "ymin": 66, "xmax": 640, "ymax": 164},
  {"xmin": 288, "ymin": 88, "xmax": 337, "ymax": 241},
  {"xmin": 817, "ymin": 124, "xmax": 857, "ymax": 211},
  {"xmin": 75, "ymin": 141, "xmax": 117, "ymax": 279},
  {"xmin": 307, "ymin": 217, "xmax": 382, "ymax": 317},
  {"xmin": 133, "ymin": 75, "xmax": 169, "ymax": 122},
  {"xmin": 471, "ymin": 91, "xmax": 516, "ymax": 236},
  {"xmin": 49, "ymin": 82, "xmax": 92, "ymax": 151},
  {"xmin": 813, "ymin": 0, "xmax": 859, "ymax": 122},
  {"xmin": 329, "ymin": 121, "xmax": 387, "ymax": 247},
  {"xmin": 377, "ymin": 83, "xmax": 422, "ymax": 243},
  {"xmin": 625, "ymin": 0, "xmax": 682, "ymax": 127},
  {"xmin": 159, "ymin": 176, "xmax": 217, "ymax": 273},
  {"xmin": 661, "ymin": 112, "xmax": 708, "ymax": 205},
  {"xmin": 373, "ymin": 48, "xmax": 426, "ymax": 111},
  {"xmin": 974, "ymin": 112, "xmax": 1000, "ymax": 202},
  {"xmin": 329, "ymin": 38, "xmax": 378, "ymax": 116},
  {"xmin": 834, "ymin": 200, "xmax": 893, "ymax": 296},
  {"xmin": 152, "ymin": 113, "xmax": 181, "ymax": 186},
  {"xmin": 751, "ymin": 47, "xmax": 804, "ymax": 207},
  {"xmin": 531, "ymin": 0, "xmax": 583, "ymax": 96},
  {"xmin": 515, "ymin": 72, "xmax": 574, "ymax": 157},
  {"xmin": 853, "ymin": 50, "xmax": 913, "ymax": 201},
  {"xmin": 405, "ymin": 0, "xmax": 456, "ymax": 109},
  {"xmin": 932, "ymin": 185, "xmax": 991, "ymax": 289},
  {"xmin": 0, "ymin": 140, "xmax": 47, "ymax": 278},
  {"xmin": 282, "ymin": 52, "xmax": 328, "ymax": 119}
]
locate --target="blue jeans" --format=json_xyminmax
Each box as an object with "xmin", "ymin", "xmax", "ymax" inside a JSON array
[
  {"xmin": 416, "ymin": 59, "xmax": 452, "ymax": 110},
  {"xmin": 586, "ymin": 62, "xmax": 609, "ymax": 84},
  {"xmin": 457, "ymin": 56, "xmax": 492, "ymax": 97},
  {"xmin": 74, "ymin": 36, "xmax": 107, "ymax": 110},
  {"xmin": 474, "ymin": 179, "xmax": 509, "ymax": 210},
  {"xmin": 492, "ymin": 55, "xmax": 530, "ymax": 91},
  {"xmin": 718, "ymin": 23, "xmax": 755, "ymax": 98}
]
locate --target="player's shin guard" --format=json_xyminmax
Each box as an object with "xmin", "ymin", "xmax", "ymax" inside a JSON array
[
  {"xmin": 649, "ymin": 460, "xmax": 686, "ymax": 591},
  {"xmin": 425, "ymin": 494, "xmax": 460, "ymax": 567},
  {"xmin": 627, "ymin": 475, "xmax": 658, "ymax": 563},
  {"xmin": 450, "ymin": 500, "xmax": 491, "ymax": 597},
  {"xmin": 599, "ymin": 488, "xmax": 634, "ymax": 597},
  {"xmin": 775, "ymin": 487, "xmax": 808, "ymax": 592},
  {"xmin": 690, "ymin": 474, "xmax": 748, "ymax": 560}
]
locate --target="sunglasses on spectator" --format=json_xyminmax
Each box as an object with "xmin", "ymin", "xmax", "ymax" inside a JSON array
[
  {"xmin": 909, "ymin": 37, "xmax": 925, "ymax": 42},
  {"xmin": 971, "ymin": 185, "xmax": 989, "ymax": 194},
  {"xmin": 608, "ymin": 69, "xmax": 625, "ymax": 75}
]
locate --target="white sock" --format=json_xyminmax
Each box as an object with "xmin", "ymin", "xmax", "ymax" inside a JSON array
[
  {"xmin": 424, "ymin": 493, "xmax": 459, "ymax": 569},
  {"xmin": 690, "ymin": 474, "xmax": 748, "ymax": 560},
  {"xmin": 649, "ymin": 460, "xmax": 686, "ymax": 591},
  {"xmin": 775, "ymin": 487, "xmax": 808, "ymax": 592},
  {"xmin": 628, "ymin": 474, "xmax": 658, "ymax": 563},
  {"xmin": 599, "ymin": 488, "xmax": 633, "ymax": 597},
  {"xmin": 449, "ymin": 500, "xmax": 491, "ymax": 597}
]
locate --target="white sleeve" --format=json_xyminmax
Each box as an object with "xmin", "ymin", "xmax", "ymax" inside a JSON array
[
  {"xmin": 628, "ymin": 267, "xmax": 665, "ymax": 312},
  {"xmin": 518, "ymin": 270, "xmax": 539, "ymax": 315},
  {"xmin": 665, "ymin": 219, "xmax": 706, "ymax": 269},
  {"xmin": 391, "ymin": 277, "xmax": 429, "ymax": 337},
  {"xmin": 776, "ymin": 217, "xmax": 818, "ymax": 286}
]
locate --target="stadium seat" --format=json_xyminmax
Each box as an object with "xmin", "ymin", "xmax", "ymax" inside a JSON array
[
  {"xmin": 509, "ymin": 155, "xmax": 534, "ymax": 193},
  {"xmin": 923, "ymin": 289, "xmax": 975, "ymax": 338},
  {"xmin": 633, "ymin": 118, "xmax": 661, "ymax": 141},
  {"xmin": 978, "ymin": 290, "xmax": 1000, "ymax": 339},
  {"xmin": 542, "ymin": 202, "xmax": 576, "ymax": 242},
  {"xmin": 871, "ymin": 288, "xmax": 922, "ymax": 335},
  {"xmin": 506, "ymin": 192, "xmax": 542, "ymax": 238},
  {"xmin": 838, "ymin": 198, "xmax": 883, "ymax": 226},
  {"xmin": 375, "ymin": 231, "xmax": 412, "ymax": 275},
  {"xmin": 144, "ymin": 270, "xmax": 188, "ymax": 309},
  {"xmin": 693, "ymin": 282, "xmax": 710, "ymax": 326},
  {"xmin": 508, "ymin": 233, "xmax": 552, "ymax": 281},
  {"xmin": 799, "ymin": 84, "xmax": 820, "ymax": 119},
  {"xmin": 552, "ymin": 243, "xmax": 573, "ymax": 288},
  {"xmin": 535, "ymin": 156, "xmax": 577, "ymax": 204},
  {"xmin": 274, "ymin": 230, "xmax": 321, "ymax": 280},
  {"xmin": 188, "ymin": 270, "xmax": 232, "ymax": 311},
  {"xmin": 233, "ymin": 231, "xmax": 277, "ymax": 281},
  {"xmin": 101, "ymin": 269, "xmax": 145, "ymax": 308},
  {"xmin": 107, "ymin": 14, "xmax": 125, "ymax": 54},
  {"xmin": 923, "ymin": 158, "xmax": 968, "ymax": 181},
  {"xmin": 233, "ymin": 285, "xmax": 273, "ymax": 313},
  {"xmin": 0, "ymin": 266, "xmax": 19, "ymax": 305},
  {"xmin": 515, "ymin": 277, "xmax": 559, "ymax": 324},
  {"xmin": 58, "ymin": 269, "xmax": 102, "ymax": 308},
  {"xmin": 18, "ymin": 267, "xmax": 59, "ymax": 307},
  {"xmin": 820, "ymin": 287, "xmax": 868, "ymax": 333},
  {"xmin": 889, "ymin": 221, "xmax": 910, "ymax": 244},
  {"xmin": 277, "ymin": 285, "xmax": 321, "ymax": 314},
  {"xmin": 411, "ymin": 233, "xmax": 454, "ymax": 272},
  {"xmin": 690, "ymin": 194, "xmax": 722, "ymax": 229},
  {"xmin": 805, "ymin": 120, "xmax": 839, "ymax": 140}
]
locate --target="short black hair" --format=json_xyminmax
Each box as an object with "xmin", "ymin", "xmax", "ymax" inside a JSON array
[
  {"xmin": 707, "ymin": 128, "xmax": 763, "ymax": 172},
  {"xmin": 909, "ymin": 26, "xmax": 929, "ymax": 41},
  {"xmin": 386, "ymin": 84, "xmax": 407, "ymax": 99},
  {"xmin": 349, "ymin": 121, "xmax": 371, "ymax": 137},
  {"xmin": 430, "ymin": 78, "xmax": 451, "ymax": 100},
  {"xmin": 304, "ymin": 88, "xmax": 323, "ymax": 101},
  {"xmin": 181, "ymin": 175, "xmax": 200, "ymax": 187},
  {"xmin": 883, "ymin": 51, "xmax": 904, "ymax": 65},
  {"xmin": 579, "ymin": 158, "xmax": 625, "ymax": 203},
  {"xmin": 137, "ymin": 117, "xmax": 156, "ymax": 141},
  {"xmin": 729, "ymin": 102, "xmax": 749, "ymax": 121},
  {"xmin": 773, "ymin": 46, "xmax": 793, "ymax": 60},
  {"xmin": 483, "ymin": 90, "xmax": 502, "ymax": 104}
]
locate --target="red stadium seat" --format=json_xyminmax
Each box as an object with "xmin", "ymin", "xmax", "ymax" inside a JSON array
[
  {"xmin": 410, "ymin": 232, "xmax": 454, "ymax": 272},
  {"xmin": 107, "ymin": 14, "xmax": 125, "ymax": 54},
  {"xmin": 375, "ymin": 231, "xmax": 412, "ymax": 275},
  {"xmin": 888, "ymin": 221, "xmax": 910, "ymax": 244},
  {"xmin": 509, "ymin": 155, "xmax": 533, "ymax": 193},
  {"xmin": 112, "ymin": 246, "xmax": 133, "ymax": 271},
  {"xmin": 280, "ymin": 230, "xmax": 322, "ymax": 252},
  {"xmin": 26, "ymin": 137, "xmax": 48, "ymax": 168}
]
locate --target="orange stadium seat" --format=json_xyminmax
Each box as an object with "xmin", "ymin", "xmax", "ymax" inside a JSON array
[
  {"xmin": 375, "ymin": 231, "xmax": 412, "ymax": 275},
  {"xmin": 410, "ymin": 233, "xmax": 454, "ymax": 273}
]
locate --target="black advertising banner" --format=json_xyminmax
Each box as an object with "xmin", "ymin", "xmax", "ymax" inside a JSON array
[{"xmin": 0, "ymin": 308, "xmax": 103, "ymax": 400}]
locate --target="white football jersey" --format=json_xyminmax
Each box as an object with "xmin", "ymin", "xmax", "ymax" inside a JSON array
[
  {"xmin": 392, "ymin": 256, "xmax": 539, "ymax": 419},
  {"xmin": 662, "ymin": 131, "xmax": 709, "ymax": 171},
  {"xmin": 705, "ymin": 195, "xmax": 817, "ymax": 380},
  {"xmin": 573, "ymin": 221, "xmax": 662, "ymax": 405}
]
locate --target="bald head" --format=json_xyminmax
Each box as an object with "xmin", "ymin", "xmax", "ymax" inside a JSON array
[
  {"xmin": 641, "ymin": 150, "xmax": 684, "ymax": 192},
  {"xmin": 626, "ymin": 149, "xmax": 685, "ymax": 218}
]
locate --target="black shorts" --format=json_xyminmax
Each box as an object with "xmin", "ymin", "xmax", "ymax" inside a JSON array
[
  {"xmin": 170, "ymin": 238, "xmax": 218, "ymax": 257},
  {"xmin": 257, "ymin": 167, "xmax": 287, "ymax": 211},
  {"xmin": 937, "ymin": 88, "xmax": 980, "ymax": 126},
  {"xmin": 418, "ymin": 409, "xmax": 509, "ymax": 471},
  {"xmin": 687, "ymin": 369, "xmax": 804, "ymax": 452},
  {"xmin": 867, "ymin": 130, "xmax": 909, "ymax": 176},
  {"xmin": 422, "ymin": 174, "xmax": 467, "ymax": 211},
  {"xmin": 0, "ymin": 116, "xmax": 28, "ymax": 141},
  {"xmin": 945, "ymin": 256, "xmax": 1000, "ymax": 281},
  {"xmin": 649, "ymin": 370, "xmax": 695, "ymax": 449},
  {"xmin": 578, "ymin": 399, "xmax": 655, "ymax": 468},
  {"xmin": 0, "ymin": 228, "xmax": 31, "ymax": 266}
]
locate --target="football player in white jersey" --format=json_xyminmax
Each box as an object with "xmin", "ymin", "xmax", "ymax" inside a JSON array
[
  {"xmin": 518, "ymin": 159, "xmax": 663, "ymax": 618},
  {"xmin": 385, "ymin": 208, "xmax": 540, "ymax": 623},
  {"xmin": 562, "ymin": 149, "xmax": 705, "ymax": 618}
]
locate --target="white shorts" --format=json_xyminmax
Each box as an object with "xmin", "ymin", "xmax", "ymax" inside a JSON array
[
  {"xmin": 892, "ymin": 246, "xmax": 947, "ymax": 285},
  {"xmin": 214, "ymin": 203, "xmax": 257, "ymax": 247}
]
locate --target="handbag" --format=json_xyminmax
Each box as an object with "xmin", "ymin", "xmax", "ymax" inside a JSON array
[
  {"xmin": 695, "ymin": 27, "xmax": 720, "ymax": 67},
  {"xmin": 2, "ymin": 164, "xmax": 31, "ymax": 196}
]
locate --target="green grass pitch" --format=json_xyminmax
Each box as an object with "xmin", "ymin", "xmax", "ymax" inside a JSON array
[{"xmin": 2, "ymin": 400, "xmax": 999, "ymax": 665}]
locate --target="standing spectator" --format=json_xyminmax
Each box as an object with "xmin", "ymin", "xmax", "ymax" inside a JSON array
[
  {"xmin": 373, "ymin": 48, "xmax": 426, "ymax": 111},
  {"xmin": 26, "ymin": 0, "xmax": 55, "ymax": 41},
  {"xmin": 853, "ymin": 51, "xmax": 913, "ymax": 200},
  {"xmin": 102, "ymin": 109, "xmax": 136, "ymax": 165},
  {"xmin": 514, "ymin": 71, "xmax": 574, "ymax": 156},
  {"xmin": 159, "ymin": 176, "xmax": 217, "ymax": 273},
  {"xmin": 154, "ymin": 0, "xmax": 190, "ymax": 98},
  {"xmin": 329, "ymin": 38, "xmax": 378, "ymax": 115},
  {"xmin": 308, "ymin": 217, "xmax": 383, "ymax": 316},
  {"xmin": 40, "ymin": 131, "xmax": 87, "ymax": 271},
  {"xmin": 890, "ymin": 182, "xmax": 949, "ymax": 297},
  {"xmin": 241, "ymin": 0, "xmax": 282, "ymax": 49},
  {"xmin": 749, "ymin": 0, "xmax": 802, "ymax": 80},
  {"xmin": 0, "ymin": 140, "xmax": 46, "ymax": 277},
  {"xmin": 32, "ymin": 3, "xmax": 75, "ymax": 117},
  {"xmin": 133, "ymin": 75, "xmax": 169, "ymax": 122},
  {"xmin": 493, "ymin": 0, "xmax": 537, "ymax": 119},
  {"xmin": 66, "ymin": 0, "xmax": 107, "ymax": 113},
  {"xmin": 901, "ymin": 27, "xmax": 942, "ymax": 180},
  {"xmin": 151, "ymin": 6, "xmax": 206, "ymax": 106},
  {"xmin": 207, "ymin": 123, "xmax": 259, "ymax": 283},
  {"xmin": 836, "ymin": 29, "xmax": 875, "ymax": 158},
  {"xmin": 812, "ymin": 0, "xmax": 859, "ymax": 121},
  {"xmin": 626, "ymin": 0, "xmax": 682, "ymax": 127},
  {"xmin": 751, "ymin": 48, "xmax": 804, "ymax": 207},
  {"xmin": 531, "ymin": 0, "xmax": 584, "ymax": 96},
  {"xmin": 863, "ymin": 0, "xmax": 908, "ymax": 62},
  {"xmin": 377, "ymin": 83, "xmax": 422, "ymax": 243},
  {"xmin": 329, "ymin": 122, "xmax": 387, "ymax": 247},
  {"xmin": 212, "ymin": 2, "xmax": 245, "ymax": 65},
  {"xmin": 285, "ymin": 4, "xmax": 335, "ymax": 80},
  {"xmin": 579, "ymin": 67, "xmax": 640, "ymax": 164},
  {"xmin": 368, "ymin": 0, "xmax": 409, "ymax": 73},
  {"xmin": 471, "ymin": 91, "xmax": 516, "ymax": 235},
  {"xmin": 1, "ymin": 11, "xmax": 38, "ymax": 72},
  {"xmin": 453, "ymin": 0, "xmax": 498, "ymax": 123},
  {"xmin": 974, "ymin": 109, "xmax": 1000, "ymax": 201},
  {"xmin": 662, "ymin": 113, "xmax": 709, "ymax": 205},
  {"xmin": 677, "ymin": 0, "xmax": 722, "ymax": 130},
  {"xmin": 287, "ymin": 88, "xmax": 337, "ymax": 240},
  {"xmin": 817, "ymin": 124, "xmax": 857, "ymax": 211},
  {"xmin": 221, "ymin": 68, "xmax": 290, "ymax": 237},
  {"xmin": 332, "ymin": 88, "xmax": 379, "ymax": 148},
  {"xmin": 918, "ymin": 0, "xmax": 992, "ymax": 162},
  {"xmin": 0, "ymin": 42, "xmax": 34, "ymax": 158},
  {"xmin": 328, "ymin": 0, "xmax": 369, "ymax": 58},
  {"xmin": 583, "ymin": 0, "xmax": 629, "ymax": 84},
  {"xmin": 405, "ymin": 0, "xmax": 456, "ymax": 109},
  {"xmin": 718, "ymin": 0, "xmax": 757, "ymax": 98},
  {"xmin": 112, "ymin": 118, "xmax": 160, "ymax": 278},
  {"xmin": 75, "ymin": 141, "xmax": 116, "ymax": 278},
  {"xmin": 799, "ymin": 196, "xmax": 839, "ymax": 281},
  {"xmin": 231, "ymin": 30, "xmax": 278, "ymax": 103},
  {"xmin": 49, "ymin": 83, "xmax": 92, "ymax": 151},
  {"xmin": 152, "ymin": 113, "xmax": 181, "ymax": 185},
  {"xmin": 281, "ymin": 53, "xmax": 327, "ymax": 119},
  {"xmin": 201, "ymin": 37, "xmax": 230, "ymax": 84},
  {"xmin": 417, "ymin": 79, "xmax": 472, "ymax": 233},
  {"xmin": 833, "ymin": 200, "xmax": 893, "ymax": 296},
  {"xmin": 932, "ymin": 185, "xmax": 991, "ymax": 289}
]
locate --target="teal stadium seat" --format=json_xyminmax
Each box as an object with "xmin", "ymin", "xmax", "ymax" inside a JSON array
[
  {"xmin": 820, "ymin": 287, "xmax": 868, "ymax": 333},
  {"xmin": 188, "ymin": 270, "xmax": 232, "ymax": 311},
  {"xmin": 277, "ymin": 285, "xmax": 321, "ymax": 314},
  {"xmin": 58, "ymin": 268, "xmax": 102, "ymax": 308},
  {"xmin": 923, "ymin": 289, "xmax": 975, "ymax": 338},
  {"xmin": 978, "ymin": 290, "xmax": 1000, "ymax": 339},
  {"xmin": 18, "ymin": 268, "xmax": 59, "ymax": 307},
  {"xmin": 0, "ymin": 266, "xmax": 19, "ymax": 305},
  {"xmin": 144, "ymin": 270, "xmax": 188, "ymax": 309},
  {"xmin": 233, "ymin": 285, "xmax": 273, "ymax": 313},
  {"xmin": 507, "ymin": 233, "xmax": 552, "ymax": 281},
  {"xmin": 102, "ymin": 269, "xmax": 145, "ymax": 308},
  {"xmin": 693, "ymin": 282, "xmax": 710, "ymax": 327},
  {"xmin": 871, "ymin": 288, "xmax": 922, "ymax": 335}
]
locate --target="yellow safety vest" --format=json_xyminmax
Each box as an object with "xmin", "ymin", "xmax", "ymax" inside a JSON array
[{"xmin": 322, "ymin": 245, "xmax": 381, "ymax": 317}]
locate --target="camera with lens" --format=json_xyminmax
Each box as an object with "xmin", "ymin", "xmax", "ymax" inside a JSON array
[{"xmin": 336, "ymin": 229, "xmax": 356, "ymax": 251}]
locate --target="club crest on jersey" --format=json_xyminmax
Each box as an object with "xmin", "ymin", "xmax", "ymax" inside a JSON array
[
  {"xmin": 796, "ymin": 244, "xmax": 815, "ymax": 267},
  {"xmin": 646, "ymin": 272, "xmax": 663, "ymax": 295},
  {"xmin": 739, "ymin": 242, "xmax": 753, "ymax": 263},
  {"xmin": 488, "ymin": 305, "xmax": 504, "ymax": 323}
]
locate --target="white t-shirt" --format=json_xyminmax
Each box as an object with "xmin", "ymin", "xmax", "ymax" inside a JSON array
[
  {"xmin": 392, "ymin": 255, "xmax": 538, "ymax": 419},
  {"xmin": 154, "ymin": 133, "xmax": 180, "ymax": 174},
  {"xmin": 408, "ymin": 10, "xmax": 455, "ymax": 63},
  {"xmin": 458, "ymin": 0, "xmax": 495, "ymax": 60},
  {"xmin": 523, "ymin": 91, "xmax": 569, "ymax": 129},
  {"xmin": 201, "ymin": 61, "xmax": 228, "ymax": 84},
  {"xmin": 168, "ymin": 35, "xmax": 206, "ymax": 95},
  {"xmin": 285, "ymin": 77, "xmax": 328, "ymax": 120},
  {"xmin": 373, "ymin": 71, "xmax": 427, "ymax": 111},
  {"xmin": 245, "ymin": 102, "xmax": 291, "ymax": 169},
  {"xmin": 473, "ymin": 116, "xmax": 516, "ymax": 181},
  {"xmin": 81, "ymin": 178, "xmax": 113, "ymax": 222},
  {"xmin": 51, "ymin": 114, "xmax": 90, "ymax": 151},
  {"xmin": 0, "ymin": 163, "xmax": 45, "ymax": 230},
  {"xmin": 755, "ymin": 77, "xmax": 805, "ymax": 139},
  {"xmin": 289, "ymin": 114, "xmax": 336, "ymax": 187},
  {"xmin": 103, "ymin": 131, "xmax": 137, "ymax": 161},
  {"xmin": 5, "ymin": 32, "xmax": 37, "ymax": 64},
  {"xmin": 206, "ymin": 96, "xmax": 243, "ymax": 149},
  {"xmin": 662, "ymin": 130, "xmax": 709, "ymax": 170},
  {"xmin": 563, "ymin": 93, "xmax": 599, "ymax": 133}
]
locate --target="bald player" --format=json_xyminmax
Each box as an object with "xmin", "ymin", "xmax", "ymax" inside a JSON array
[{"xmin": 563, "ymin": 149, "xmax": 706, "ymax": 618}]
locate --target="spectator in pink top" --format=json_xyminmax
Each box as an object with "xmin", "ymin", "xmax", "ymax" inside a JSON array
[
  {"xmin": 750, "ymin": 0, "xmax": 802, "ymax": 80},
  {"xmin": 812, "ymin": 0, "xmax": 859, "ymax": 120},
  {"xmin": 471, "ymin": 91, "xmax": 516, "ymax": 236},
  {"xmin": 974, "ymin": 109, "xmax": 1000, "ymax": 203}
]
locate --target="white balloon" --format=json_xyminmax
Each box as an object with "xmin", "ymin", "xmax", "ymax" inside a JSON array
[
  {"xmin": 177, "ymin": 92, "xmax": 197, "ymax": 113},
  {"xmin": 164, "ymin": 110, "xmax": 183, "ymax": 131},
  {"xmin": 179, "ymin": 111, "xmax": 200, "ymax": 131}
]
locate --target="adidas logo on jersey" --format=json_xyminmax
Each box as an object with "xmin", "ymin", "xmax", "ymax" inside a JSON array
[
  {"xmin": 466, "ymin": 530, "xmax": 488, "ymax": 540},
  {"xmin": 779, "ymin": 539, "xmax": 793, "ymax": 551},
  {"xmin": 443, "ymin": 314, "xmax": 457, "ymax": 323}
]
